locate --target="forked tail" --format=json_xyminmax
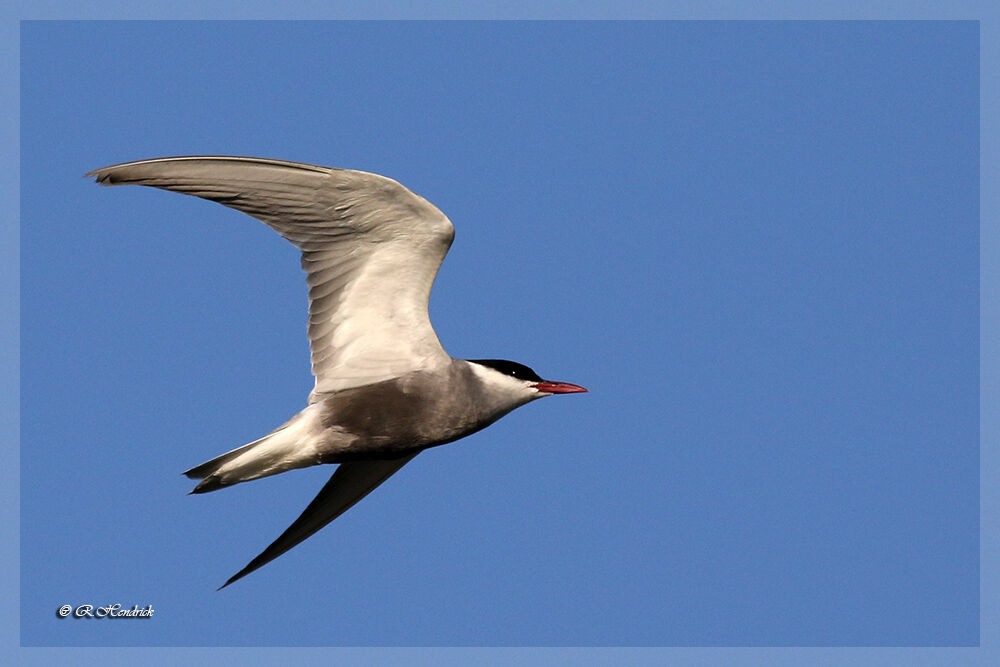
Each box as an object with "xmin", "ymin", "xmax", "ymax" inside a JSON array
[
  {"xmin": 183, "ymin": 414, "xmax": 317, "ymax": 493},
  {"xmin": 183, "ymin": 434, "xmax": 274, "ymax": 494}
]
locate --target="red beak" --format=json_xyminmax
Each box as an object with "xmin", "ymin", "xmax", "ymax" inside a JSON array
[{"xmin": 532, "ymin": 381, "xmax": 588, "ymax": 394}]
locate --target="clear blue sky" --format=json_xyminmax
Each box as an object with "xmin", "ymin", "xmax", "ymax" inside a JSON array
[{"xmin": 19, "ymin": 20, "xmax": 978, "ymax": 649}]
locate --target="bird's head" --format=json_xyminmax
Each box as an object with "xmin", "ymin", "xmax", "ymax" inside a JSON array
[{"xmin": 466, "ymin": 358, "xmax": 587, "ymax": 403}]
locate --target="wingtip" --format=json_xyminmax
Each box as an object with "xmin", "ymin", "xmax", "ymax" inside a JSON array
[{"xmin": 218, "ymin": 564, "xmax": 253, "ymax": 590}]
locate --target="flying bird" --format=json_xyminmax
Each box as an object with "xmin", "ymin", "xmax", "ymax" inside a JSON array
[{"xmin": 86, "ymin": 156, "xmax": 586, "ymax": 588}]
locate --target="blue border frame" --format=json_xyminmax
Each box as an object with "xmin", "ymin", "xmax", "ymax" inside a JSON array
[{"xmin": 7, "ymin": 3, "xmax": 995, "ymax": 665}]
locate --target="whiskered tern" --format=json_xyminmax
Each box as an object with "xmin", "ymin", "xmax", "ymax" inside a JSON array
[{"xmin": 87, "ymin": 156, "xmax": 586, "ymax": 588}]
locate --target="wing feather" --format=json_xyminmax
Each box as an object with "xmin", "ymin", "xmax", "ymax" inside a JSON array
[
  {"xmin": 218, "ymin": 454, "xmax": 419, "ymax": 589},
  {"xmin": 87, "ymin": 156, "xmax": 455, "ymax": 396}
]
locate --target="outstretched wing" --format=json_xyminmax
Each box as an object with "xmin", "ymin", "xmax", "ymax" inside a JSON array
[
  {"xmin": 219, "ymin": 454, "xmax": 419, "ymax": 589},
  {"xmin": 87, "ymin": 156, "xmax": 455, "ymax": 396}
]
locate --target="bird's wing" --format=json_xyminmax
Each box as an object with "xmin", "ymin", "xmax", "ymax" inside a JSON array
[
  {"xmin": 87, "ymin": 156, "xmax": 455, "ymax": 396},
  {"xmin": 219, "ymin": 453, "xmax": 419, "ymax": 589}
]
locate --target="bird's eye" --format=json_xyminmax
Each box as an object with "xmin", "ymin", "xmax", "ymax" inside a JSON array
[{"xmin": 468, "ymin": 359, "xmax": 544, "ymax": 382}]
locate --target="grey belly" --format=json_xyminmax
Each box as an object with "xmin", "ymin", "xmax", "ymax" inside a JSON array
[{"xmin": 312, "ymin": 375, "xmax": 486, "ymax": 462}]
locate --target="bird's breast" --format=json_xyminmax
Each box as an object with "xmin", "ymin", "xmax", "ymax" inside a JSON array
[{"xmin": 313, "ymin": 372, "xmax": 490, "ymax": 462}]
